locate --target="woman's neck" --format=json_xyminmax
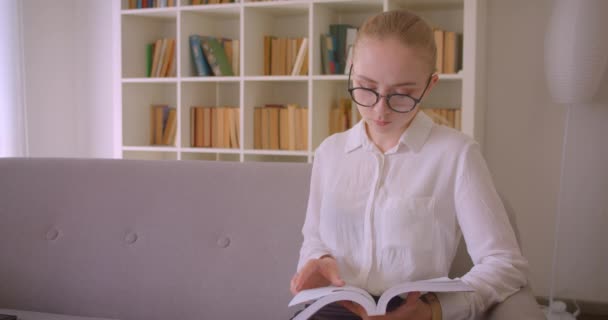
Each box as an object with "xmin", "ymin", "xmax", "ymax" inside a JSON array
[{"xmin": 365, "ymin": 111, "xmax": 418, "ymax": 153}]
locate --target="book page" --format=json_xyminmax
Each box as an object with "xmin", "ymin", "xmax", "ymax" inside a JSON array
[
  {"xmin": 290, "ymin": 289, "xmax": 376, "ymax": 320},
  {"xmin": 375, "ymin": 278, "xmax": 473, "ymax": 315},
  {"xmin": 288, "ymin": 285, "xmax": 371, "ymax": 307}
]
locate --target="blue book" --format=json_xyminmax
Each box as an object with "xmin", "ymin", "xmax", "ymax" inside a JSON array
[{"xmin": 189, "ymin": 35, "xmax": 212, "ymax": 76}]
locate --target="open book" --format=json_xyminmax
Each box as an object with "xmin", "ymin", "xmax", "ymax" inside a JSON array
[{"xmin": 288, "ymin": 277, "xmax": 473, "ymax": 319}]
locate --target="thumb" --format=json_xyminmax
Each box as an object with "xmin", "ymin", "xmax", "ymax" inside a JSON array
[{"xmin": 322, "ymin": 264, "xmax": 345, "ymax": 287}]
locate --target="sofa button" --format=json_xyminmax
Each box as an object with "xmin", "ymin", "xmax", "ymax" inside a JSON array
[
  {"xmin": 217, "ymin": 236, "xmax": 231, "ymax": 248},
  {"xmin": 46, "ymin": 228, "xmax": 60, "ymax": 241},
  {"xmin": 125, "ymin": 232, "xmax": 138, "ymax": 245}
]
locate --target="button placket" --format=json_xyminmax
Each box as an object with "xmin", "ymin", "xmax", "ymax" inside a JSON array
[{"xmin": 356, "ymin": 152, "xmax": 385, "ymax": 284}]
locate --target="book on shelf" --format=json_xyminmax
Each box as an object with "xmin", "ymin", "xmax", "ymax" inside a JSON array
[
  {"xmin": 191, "ymin": 0, "xmax": 236, "ymax": 4},
  {"xmin": 150, "ymin": 105, "xmax": 176, "ymax": 146},
  {"xmin": 254, "ymin": 104, "xmax": 308, "ymax": 151},
  {"xmin": 432, "ymin": 28, "xmax": 462, "ymax": 74},
  {"xmin": 128, "ymin": 0, "xmax": 175, "ymax": 9},
  {"xmin": 189, "ymin": 35, "xmax": 212, "ymax": 76},
  {"xmin": 329, "ymin": 98, "xmax": 356, "ymax": 135},
  {"xmin": 320, "ymin": 34, "xmax": 337, "ymax": 75},
  {"xmin": 264, "ymin": 36, "xmax": 309, "ymax": 76},
  {"xmin": 421, "ymin": 107, "xmax": 461, "ymax": 130},
  {"xmin": 147, "ymin": 38, "xmax": 175, "ymax": 78},
  {"xmin": 201, "ymin": 37, "xmax": 234, "ymax": 76},
  {"xmin": 190, "ymin": 35, "xmax": 239, "ymax": 77},
  {"xmin": 190, "ymin": 106, "xmax": 239, "ymax": 148},
  {"xmin": 289, "ymin": 277, "xmax": 473, "ymax": 320}
]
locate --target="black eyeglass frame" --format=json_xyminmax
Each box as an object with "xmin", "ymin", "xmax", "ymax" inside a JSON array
[{"xmin": 347, "ymin": 64, "xmax": 434, "ymax": 113}]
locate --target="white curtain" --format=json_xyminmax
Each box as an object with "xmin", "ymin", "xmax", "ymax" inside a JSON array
[{"xmin": 0, "ymin": 0, "xmax": 27, "ymax": 157}]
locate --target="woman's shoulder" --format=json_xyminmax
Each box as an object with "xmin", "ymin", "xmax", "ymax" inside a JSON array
[
  {"xmin": 315, "ymin": 126, "xmax": 357, "ymax": 156},
  {"xmin": 427, "ymin": 124, "xmax": 478, "ymax": 153}
]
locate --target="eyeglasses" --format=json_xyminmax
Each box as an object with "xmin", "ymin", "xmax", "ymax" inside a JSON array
[{"xmin": 347, "ymin": 64, "xmax": 433, "ymax": 113}]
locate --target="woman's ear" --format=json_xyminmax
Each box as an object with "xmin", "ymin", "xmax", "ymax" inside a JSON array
[{"xmin": 426, "ymin": 73, "xmax": 440, "ymax": 93}]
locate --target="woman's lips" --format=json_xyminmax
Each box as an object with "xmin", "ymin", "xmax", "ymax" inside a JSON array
[{"xmin": 374, "ymin": 120, "xmax": 390, "ymax": 126}]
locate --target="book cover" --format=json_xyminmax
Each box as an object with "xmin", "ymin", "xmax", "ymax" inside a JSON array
[
  {"xmin": 232, "ymin": 39, "xmax": 240, "ymax": 76},
  {"xmin": 279, "ymin": 107, "xmax": 289, "ymax": 150},
  {"xmin": 155, "ymin": 38, "xmax": 168, "ymax": 77},
  {"xmin": 260, "ymin": 107, "xmax": 270, "ymax": 149},
  {"xmin": 229, "ymin": 107, "xmax": 239, "ymax": 148},
  {"xmin": 254, "ymin": 107, "xmax": 262, "ymax": 149},
  {"xmin": 211, "ymin": 107, "xmax": 219, "ymax": 148},
  {"xmin": 443, "ymin": 31, "xmax": 458, "ymax": 74},
  {"xmin": 271, "ymin": 37, "xmax": 280, "ymax": 75},
  {"xmin": 291, "ymin": 38, "xmax": 308, "ymax": 76},
  {"xmin": 287, "ymin": 104, "xmax": 297, "ymax": 150},
  {"xmin": 264, "ymin": 36, "xmax": 272, "ymax": 76},
  {"xmin": 223, "ymin": 107, "xmax": 231, "ymax": 148},
  {"xmin": 267, "ymin": 105, "xmax": 281, "ymax": 150},
  {"xmin": 289, "ymin": 277, "xmax": 472, "ymax": 320},
  {"xmin": 300, "ymin": 107, "xmax": 308, "ymax": 150},
  {"xmin": 195, "ymin": 107, "xmax": 204, "ymax": 147},
  {"xmin": 161, "ymin": 108, "xmax": 177, "ymax": 145},
  {"xmin": 201, "ymin": 37, "xmax": 234, "ymax": 76},
  {"xmin": 203, "ymin": 107, "xmax": 212, "ymax": 147},
  {"xmin": 151, "ymin": 39, "xmax": 163, "ymax": 78},
  {"xmin": 433, "ymin": 29, "xmax": 444, "ymax": 73},
  {"xmin": 189, "ymin": 35, "xmax": 212, "ymax": 76},
  {"xmin": 160, "ymin": 38, "xmax": 175, "ymax": 77},
  {"xmin": 146, "ymin": 43, "xmax": 154, "ymax": 77}
]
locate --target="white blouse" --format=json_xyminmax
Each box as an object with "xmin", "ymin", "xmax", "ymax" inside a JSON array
[{"xmin": 297, "ymin": 111, "xmax": 529, "ymax": 319}]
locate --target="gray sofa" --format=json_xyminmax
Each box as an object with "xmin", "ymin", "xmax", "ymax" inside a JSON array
[{"xmin": 0, "ymin": 158, "xmax": 545, "ymax": 320}]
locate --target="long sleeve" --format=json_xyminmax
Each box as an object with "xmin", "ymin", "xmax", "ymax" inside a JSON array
[
  {"xmin": 437, "ymin": 142, "xmax": 529, "ymax": 319},
  {"xmin": 296, "ymin": 149, "xmax": 332, "ymax": 271}
]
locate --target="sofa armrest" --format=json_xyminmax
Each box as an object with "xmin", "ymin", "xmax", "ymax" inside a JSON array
[{"xmin": 484, "ymin": 286, "xmax": 545, "ymax": 320}]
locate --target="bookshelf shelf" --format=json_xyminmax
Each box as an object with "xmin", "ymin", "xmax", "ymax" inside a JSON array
[
  {"xmin": 122, "ymin": 78, "xmax": 179, "ymax": 83},
  {"xmin": 115, "ymin": 0, "xmax": 487, "ymax": 163}
]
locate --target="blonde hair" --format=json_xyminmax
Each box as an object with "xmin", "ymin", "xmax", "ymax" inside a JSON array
[{"xmin": 354, "ymin": 10, "xmax": 437, "ymax": 74}]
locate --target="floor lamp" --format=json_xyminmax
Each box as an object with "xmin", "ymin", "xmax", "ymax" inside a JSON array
[{"xmin": 543, "ymin": 0, "xmax": 608, "ymax": 318}]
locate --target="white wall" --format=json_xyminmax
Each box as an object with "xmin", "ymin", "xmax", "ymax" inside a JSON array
[
  {"xmin": 485, "ymin": 0, "xmax": 608, "ymax": 302},
  {"xmin": 22, "ymin": 0, "xmax": 114, "ymax": 158}
]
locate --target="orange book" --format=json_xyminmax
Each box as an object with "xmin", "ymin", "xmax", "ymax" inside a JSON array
[
  {"xmin": 160, "ymin": 39, "xmax": 175, "ymax": 77},
  {"xmin": 229, "ymin": 108, "xmax": 240, "ymax": 148},
  {"xmin": 254, "ymin": 107, "xmax": 262, "ymax": 149},
  {"xmin": 279, "ymin": 107, "xmax": 289, "ymax": 150},
  {"xmin": 195, "ymin": 107, "xmax": 204, "ymax": 147},
  {"xmin": 433, "ymin": 29, "xmax": 444, "ymax": 73},
  {"xmin": 264, "ymin": 36, "xmax": 272, "ymax": 76},
  {"xmin": 301, "ymin": 107, "xmax": 308, "ymax": 150},
  {"xmin": 287, "ymin": 104, "xmax": 297, "ymax": 150},
  {"xmin": 162, "ymin": 108, "xmax": 177, "ymax": 145},
  {"xmin": 223, "ymin": 107, "xmax": 231, "ymax": 148},
  {"xmin": 151, "ymin": 39, "xmax": 163, "ymax": 78},
  {"xmin": 261, "ymin": 107, "xmax": 270, "ymax": 149},
  {"xmin": 153, "ymin": 105, "xmax": 164, "ymax": 145},
  {"xmin": 190, "ymin": 107, "xmax": 196, "ymax": 147},
  {"xmin": 267, "ymin": 105, "xmax": 281, "ymax": 149},
  {"xmin": 271, "ymin": 38, "xmax": 280, "ymax": 76},
  {"xmin": 211, "ymin": 107, "xmax": 220, "ymax": 148},
  {"xmin": 203, "ymin": 107, "xmax": 212, "ymax": 147},
  {"xmin": 443, "ymin": 31, "xmax": 458, "ymax": 74}
]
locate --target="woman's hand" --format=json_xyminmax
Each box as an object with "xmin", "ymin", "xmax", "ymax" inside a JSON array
[
  {"xmin": 290, "ymin": 255, "xmax": 345, "ymax": 294},
  {"xmin": 339, "ymin": 292, "xmax": 432, "ymax": 320}
]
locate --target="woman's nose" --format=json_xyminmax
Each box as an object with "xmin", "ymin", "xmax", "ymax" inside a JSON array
[{"xmin": 374, "ymin": 96, "xmax": 391, "ymax": 114}]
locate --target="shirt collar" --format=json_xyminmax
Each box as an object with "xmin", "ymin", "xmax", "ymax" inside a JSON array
[{"xmin": 344, "ymin": 111, "xmax": 434, "ymax": 154}]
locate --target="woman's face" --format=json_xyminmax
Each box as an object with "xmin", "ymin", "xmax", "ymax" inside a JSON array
[{"xmin": 351, "ymin": 36, "xmax": 438, "ymax": 139}]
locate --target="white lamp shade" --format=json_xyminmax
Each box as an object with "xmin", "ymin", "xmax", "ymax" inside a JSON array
[{"xmin": 545, "ymin": 0, "xmax": 608, "ymax": 105}]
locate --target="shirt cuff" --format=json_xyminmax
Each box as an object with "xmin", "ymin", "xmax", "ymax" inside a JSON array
[{"xmin": 435, "ymin": 291, "xmax": 471, "ymax": 320}]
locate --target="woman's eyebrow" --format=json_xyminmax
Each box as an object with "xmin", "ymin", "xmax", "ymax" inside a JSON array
[{"xmin": 355, "ymin": 74, "xmax": 418, "ymax": 87}]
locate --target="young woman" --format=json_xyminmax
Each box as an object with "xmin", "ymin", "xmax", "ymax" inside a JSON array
[{"xmin": 290, "ymin": 10, "xmax": 529, "ymax": 320}]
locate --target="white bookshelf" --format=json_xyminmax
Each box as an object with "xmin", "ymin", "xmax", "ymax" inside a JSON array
[{"xmin": 114, "ymin": 0, "xmax": 486, "ymax": 163}]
